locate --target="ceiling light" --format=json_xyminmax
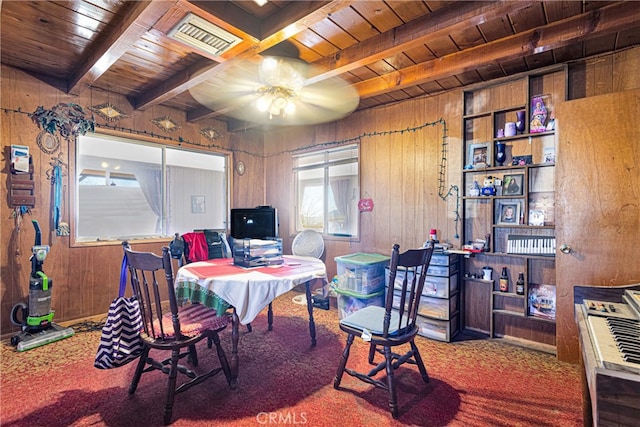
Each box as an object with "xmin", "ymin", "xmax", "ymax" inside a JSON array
[
  {"xmin": 255, "ymin": 57, "xmax": 304, "ymax": 119},
  {"xmin": 253, "ymin": 0, "xmax": 268, "ymax": 6}
]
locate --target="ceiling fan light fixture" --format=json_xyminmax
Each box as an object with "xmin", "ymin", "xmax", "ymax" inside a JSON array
[
  {"xmin": 189, "ymin": 43, "xmax": 359, "ymax": 126},
  {"xmin": 273, "ymin": 96, "xmax": 288, "ymax": 110},
  {"xmin": 268, "ymin": 104, "xmax": 281, "ymax": 118},
  {"xmin": 259, "ymin": 57, "xmax": 305, "ymax": 91},
  {"xmin": 256, "ymin": 86, "xmax": 297, "ymax": 119},
  {"xmin": 256, "ymin": 93, "xmax": 272, "ymax": 112},
  {"xmin": 254, "ymin": 56, "xmax": 306, "ymax": 119},
  {"xmin": 284, "ymin": 100, "xmax": 296, "ymax": 115}
]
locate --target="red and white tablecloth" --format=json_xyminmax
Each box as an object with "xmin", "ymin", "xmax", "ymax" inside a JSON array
[{"xmin": 174, "ymin": 255, "xmax": 327, "ymax": 325}]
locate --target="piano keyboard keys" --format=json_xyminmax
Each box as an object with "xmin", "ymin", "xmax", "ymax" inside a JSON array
[{"xmin": 606, "ymin": 317, "xmax": 640, "ymax": 367}]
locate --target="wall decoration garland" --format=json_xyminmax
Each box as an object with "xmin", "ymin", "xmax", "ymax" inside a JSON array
[
  {"xmin": 4, "ymin": 106, "xmax": 459, "ymax": 239},
  {"xmin": 29, "ymin": 103, "xmax": 95, "ymax": 140},
  {"xmin": 435, "ymin": 119, "xmax": 461, "ymax": 239}
]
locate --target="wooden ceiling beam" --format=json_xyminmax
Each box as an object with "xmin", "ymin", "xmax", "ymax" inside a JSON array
[
  {"xmin": 306, "ymin": 1, "xmax": 539, "ymax": 84},
  {"xmin": 355, "ymin": 2, "xmax": 640, "ymax": 99},
  {"xmin": 67, "ymin": 1, "xmax": 174, "ymax": 96},
  {"xmin": 130, "ymin": 58, "xmax": 215, "ymax": 109},
  {"xmin": 176, "ymin": 0, "xmax": 353, "ymax": 122},
  {"xmin": 260, "ymin": 1, "xmax": 349, "ymax": 40}
]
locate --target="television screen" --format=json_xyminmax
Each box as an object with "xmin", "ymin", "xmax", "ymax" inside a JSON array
[{"xmin": 230, "ymin": 207, "xmax": 278, "ymax": 239}]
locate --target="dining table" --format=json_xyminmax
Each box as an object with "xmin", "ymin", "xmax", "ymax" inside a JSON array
[{"xmin": 173, "ymin": 255, "xmax": 328, "ymax": 386}]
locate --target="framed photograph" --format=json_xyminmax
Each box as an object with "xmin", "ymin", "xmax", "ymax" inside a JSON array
[
  {"xmin": 528, "ymin": 209, "xmax": 545, "ymax": 226},
  {"xmin": 545, "ymin": 111, "xmax": 556, "ymax": 131},
  {"xmin": 528, "ymin": 192, "xmax": 555, "ymax": 225},
  {"xmin": 528, "ymin": 284, "xmax": 556, "ymax": 320},
  {"xmin": 511, "ymin": 155, "xmax": 532, "ymax": 166},
  {"xmin": 502, "ymin": 174, "xmax": 524, "ymax": 196},
  {"xmin": 468, "ymin": 143, "xmax": 491, "ymax": 169},
  {"xmin": 497, "ymin": 201, "xmax": 520, "ymax": 225},
  {"xmin": 543, "ymin": 147, "xmax": 556, "ymax": 163},
  {"xmin": 191, "ymin": 195, "xmax": 206, "ymax": 214}
]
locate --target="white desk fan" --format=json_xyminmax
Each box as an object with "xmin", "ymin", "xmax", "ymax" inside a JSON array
[
  {"xmin": 291, "ymin": 230, "xmax": 325, "ymax": 306},
  {"xmin": 292, "ymin": 230, "xmax": 324, "ymax": 258}
]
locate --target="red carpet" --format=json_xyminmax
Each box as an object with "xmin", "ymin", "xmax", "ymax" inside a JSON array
[{"xmin": 1, "ymin": 293, "xmax": 583, "ymax": 426}]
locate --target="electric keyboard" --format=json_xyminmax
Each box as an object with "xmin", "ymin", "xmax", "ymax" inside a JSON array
[
  {"xmin": 575, "ymin": 285, "xmax": 640, "ymax": 426},
  {"xmin": 584, "ymin": 292, "xmax": 640, "ymax": 375}
]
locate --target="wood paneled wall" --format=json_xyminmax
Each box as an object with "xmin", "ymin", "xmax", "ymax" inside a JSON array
[
  {"xmin": 0, "ymin": 65, "xmax": 264, "ymax": 337},
  {"xmin": 262, "ymin": 91, "xmax": 463, "ymax": 280},
  {"xmin": 2, "ymin": 46, "xmax": 639, "ymax": 353}
]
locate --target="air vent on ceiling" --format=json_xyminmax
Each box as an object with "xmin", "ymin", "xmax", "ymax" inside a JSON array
[{"xmin": 168, "ymin": 14, "xmax": 242, "ymax": 57}]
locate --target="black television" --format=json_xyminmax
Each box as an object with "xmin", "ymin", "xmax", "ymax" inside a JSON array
[{"xmin": 230, "ymin": 207, "xmax": 278, "ymax": 240}]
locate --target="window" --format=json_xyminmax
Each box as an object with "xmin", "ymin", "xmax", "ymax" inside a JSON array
[
  {"xmin": 293, "ymin": 144, "xmax": 359, "ymax": 237},
  {"xmin": 76, "ymin": 133, "xmax": 227, "ymax": 242}
]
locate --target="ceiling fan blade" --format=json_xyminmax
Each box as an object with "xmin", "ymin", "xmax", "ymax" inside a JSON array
[{"xmin": 188, "ymin": 57, "xmax": 360, "ymax": 126}]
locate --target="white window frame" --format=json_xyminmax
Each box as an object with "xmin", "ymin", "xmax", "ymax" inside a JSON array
[
  {"xmin": 72, "ymin": 132, "xmax": 229, "ymax": 245},
  {"xmin": 292, "ymin": 144, "xmax": 360, "ymax": 239}
]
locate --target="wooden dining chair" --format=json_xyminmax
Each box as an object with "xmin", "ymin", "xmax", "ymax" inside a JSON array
[
  {"xmin": 122, "ymin": 242, "xmax": 232, "ymax": 425},
  {"xmin": 169, "ymin": 233, "xmax": 260, "ymax": 333},
  {"xmin": 333, "ymin": 243, "xmax": 434, "ymax": 419}
]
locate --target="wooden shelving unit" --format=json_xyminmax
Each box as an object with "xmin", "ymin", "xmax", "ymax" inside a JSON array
[{"xmin": 461, "ymin": 66, "xmax": 566, "ymax": 348}]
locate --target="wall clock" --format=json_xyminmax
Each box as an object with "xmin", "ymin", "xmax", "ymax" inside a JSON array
[{"xmin": 235, "ymin": 161, "xmax": 245, "ymax": 176}]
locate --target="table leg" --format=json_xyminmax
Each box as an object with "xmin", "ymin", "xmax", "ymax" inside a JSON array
[
  {"xmin": 230, "ymin": 308, "xmax": 239, "ymax": 388},
  {"xmin": 305, "ymin": 281, "xmax": 317, "ymax": 347},
  {"xmin": 267, "ymin": 302, "xmax": 273, "ymax": 331}
]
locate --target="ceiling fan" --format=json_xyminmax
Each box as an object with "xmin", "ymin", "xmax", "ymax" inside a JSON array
[{"xmin": 188, "ymin": 41, "xmax": 360, "ymax": 126}]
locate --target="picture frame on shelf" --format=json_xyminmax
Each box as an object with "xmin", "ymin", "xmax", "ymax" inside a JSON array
[
  {"xmin": 530, "ymin": 94, "xmax": 551, "ymax": 133},
  {"xmin": 528, "ymin": 192, "xmax": 555, "ymax": 226},
  {"xmin": 511, "ymin": 155, "xmax": 532, "ymax": 166},
  {"xmin": 543, "ymin": 147, "xmax": 556, "ymax": 163},
  {"xmin": 497, "ymin": 201, "xmax": 520, "ymax": 225},
  {"xmin": 528, "ymin": 209, "xmax": 545, "ymax": 226},
  {"xmin": 468, "ymin": 143, "xmax": 491, "ymax": 169},
  {"xmin": 528, "ymin": 283, "xmax": 556, "ymax": 320},
  {"xmin": 545, "ymin": 111, "xmax": 556, "ymax": 131},
  {"xmin": 502, "ymin": 174, "xmax": 524, "ymax": 196}
]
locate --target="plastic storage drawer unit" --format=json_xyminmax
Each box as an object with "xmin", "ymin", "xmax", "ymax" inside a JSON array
[
  {"xmin": 388, "ymin": 289, "xmax": 458, "ymax": 320},
  {"xmin": 415, "ymin": 313, "xmax": 460, "ymax": 342}
]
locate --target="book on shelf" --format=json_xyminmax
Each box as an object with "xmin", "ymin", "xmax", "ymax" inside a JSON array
[{"xmin": 528, "ymin": 283, "xmax": 556, "ymax": 320}]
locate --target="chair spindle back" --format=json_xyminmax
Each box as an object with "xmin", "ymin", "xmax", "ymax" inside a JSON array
[
  {"xmin": 122, "ymin": 242, "xmax": 182, "ymax": 342},
  {"xmin": 383, "ymin": 243, "xmax": 434, "ymax": 338}
]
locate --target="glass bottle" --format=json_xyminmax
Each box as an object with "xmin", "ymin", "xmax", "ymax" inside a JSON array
[
  {"xmin": 516, "ymin": 272, "xmax": 525, "ymax": 295},
  {"xmin": 499, "ymin": 267, "xmax": 509, "ymax": 292}
]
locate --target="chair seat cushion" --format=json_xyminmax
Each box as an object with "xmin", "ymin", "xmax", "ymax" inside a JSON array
[
  {"xmin": 154, "ymin": 303, "xmax": 229, "ymax": 338},
  {"xmin": 339, "ymin": 306, "xmax": 408, "ymax": 335}
]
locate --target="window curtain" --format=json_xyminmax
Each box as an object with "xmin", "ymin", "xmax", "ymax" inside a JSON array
[
  {"xmin": 136, "ymin": 166, "xmax": 162, "ymax": 233},
  {"xmin": 330, "ymin": 178, "xmax": 351, "ymax": 225}
]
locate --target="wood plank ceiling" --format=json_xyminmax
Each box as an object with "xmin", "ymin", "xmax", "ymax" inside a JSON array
[{"xmin": 2, "ymin": 1, "xmax": 640, "ymax": 130}]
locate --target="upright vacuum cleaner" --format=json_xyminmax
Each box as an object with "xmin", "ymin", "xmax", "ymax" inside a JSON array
[{"xmin": 10, "ymin": 220, "xmax": 74, "ymax": 351}]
